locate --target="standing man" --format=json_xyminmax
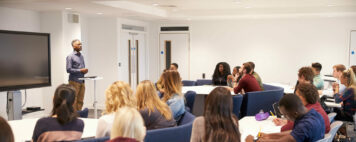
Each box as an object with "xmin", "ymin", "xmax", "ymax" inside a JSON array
[{"xmin": 66, "ymin": 39, "xmax": 88, "ymax": 111}]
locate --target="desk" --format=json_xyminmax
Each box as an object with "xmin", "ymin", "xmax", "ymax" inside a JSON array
[
  {"xmin": 239, "ymin": 116, "xmax": 281, "ymax": 141},
  {"xmin": 182, "ymin": 86, "xmax": 235, "ymax": 116},
  {"xmin": 265, "ymin": 83, "xmax": 294, "ymax": 94},
  {"xmin": 8, "ymin": 118, "xmax": 98, "ymax": 142}
]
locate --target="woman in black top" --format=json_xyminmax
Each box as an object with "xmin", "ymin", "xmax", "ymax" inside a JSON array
[{"xmin": 212, "ymin": 62, "xmax": 231, "ymax": 86}]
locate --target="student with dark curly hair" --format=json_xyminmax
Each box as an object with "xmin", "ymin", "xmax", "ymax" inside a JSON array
[{"xmin": 212, "ymin": 62, "xmax": 231, "ymax": 86}]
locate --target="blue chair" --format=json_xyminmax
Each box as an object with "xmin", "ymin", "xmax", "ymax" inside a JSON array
[
  {"xmin": 240, "ymin": 84, "xmax": 284, "ymax": 117},
  {"xmin": 184, "ymin": 91, "xmax": 196, "ymax": 113},
  {"xmin": 75, "ymin": 137, "xmax": 109, "ymax": 142},
  {"xmin": 76, "ymin": 111, "xmax": 196, "ymax": 142},
  {"xmin": 196, "ymin": 79, "xmax": 212, "ymax": 86},
  {"xmin": 144, "ymin": 111, "xmax": 195, "ymax": 142},
  {"xmin": 77, "ymin": 108, "xmax": 89, "ymax": 118},
  {"xmin": 232, "ymin": 94, "xmax": 243, "ymax": 118},
  {"xmin": 182, "ymin": 80, "xmax": 196, "ymax": 86}
]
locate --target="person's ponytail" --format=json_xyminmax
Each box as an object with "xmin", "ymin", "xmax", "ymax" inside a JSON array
[
  {"xmin": 52, "ymin": 84, "xmax": 77, "ymax": 125},
  {"xmin": 56, "ymin": 100, "xmax": 74, "ymax": 124}
]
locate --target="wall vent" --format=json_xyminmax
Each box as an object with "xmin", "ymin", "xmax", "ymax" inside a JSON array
[
  {"xmin": 68, "ymin": 14, "xmax": 79, "ymax": 23},
  {"xmin": 122, "ymin": 24, "xmax": 145, "ymax": 32},
  {"xmin": 160, "ymin": 26, "xmax": 189, "ymax": 31}
]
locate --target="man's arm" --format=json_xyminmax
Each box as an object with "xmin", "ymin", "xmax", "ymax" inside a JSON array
[
  {"xmin": 234, "ymin": 80, "xmax": 244, "ymax": 94},
  {"xmin": 258, "ymin": 134, "xmax": 296, "ymax": 142},
  {"xmin": 66, "ymin": 56, "xmax": 81, "ymax": 73},
  {"xmin": 260, "ymin": 130, "xmax": 291, "ymax": 139}
]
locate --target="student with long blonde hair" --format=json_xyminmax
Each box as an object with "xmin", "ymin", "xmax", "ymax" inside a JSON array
[
  {"xmin": 161, "ymin": 70, "xmax": 185, "ymax": 121},
  {"xmin": 136, "ymin": 80, "xmax": 176, "ymax": 130},
  {"xmin": 108, "ymin": 107, "xmax": 146, "ymax": 142},
  {"xmin": 96, "ymin": 81, "xmax": 136, "ymax": 138},
  {"xmin": 334, "ymin": 68, "xmax": 356, "ymax": 121}
]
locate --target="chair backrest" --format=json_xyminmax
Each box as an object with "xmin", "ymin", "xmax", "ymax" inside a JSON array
[
  {"xmin": 144, "ymin": 111, "xmax": 196, "ymax": 142},
  {"xmin": 196, "ymin": 79, "xmax": 212, "ymax": 86},
  {"xmin": 182, "ymin": 80, "xmax": 196, "ymax": 86},
  {"xmin": 74, "ymin": 136, "xmax": 109, "ymax": 142},
  {"xmin": 77, "ymin": 108, "xmax": 89, "ymax": 118},
  {"xmin": 184, "ymin": 91, "xmax": 196, "ymax": 113},
  {"xmin": 326, "ymin": 121, "xmax": 343, "ymax": 142},
  {"xmin": 232, "ymin": 94, "xmax": 243, "ymax": 118},
  {"xmin": 316, "ymin": 134, "xmax": 330, "ymax": 142},
  {"xmin": 328, "ymin": 113, "xmax": 337, "ymax": 123},
  {"xmin": 263, "ymin": 84, "xmax": 283, "ymax": 91},
  {"xmin": 76, "ymin": 112, "xmax": 196, "ymax": 142},
  {"xmin": 240, "ymin": 84, "xmax": 284, "ymax": 117}
]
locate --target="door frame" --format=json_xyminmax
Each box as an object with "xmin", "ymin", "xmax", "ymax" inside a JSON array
[{"xmin": 159, "ymin": 33, "xmax": 191, "ymax": 79}]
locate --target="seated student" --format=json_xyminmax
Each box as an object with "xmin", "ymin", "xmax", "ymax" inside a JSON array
[
  {"xmin": 227, "ymin": 66, "xmax": 242, "ymax": 88},
  {"xmin": 273, "ymin": 83, "xmax": 330, "ymax": 133},
  {"xmin": 212, "ymin": 62, "xmax": 231, "ymax": 86},
  {"xmin": 333, "ymin": 68, "xmax": 356, "ymax": 122},
  {"xmin": 190, "ymin": 87, "xmax": 240, "ymax": 142},
  {"xmin": 351, "ymin": 65, "xmax": 356, "ymax": 75},
  {"xmin": 170, "ymin": 63, "xmax": 178, "ymax": 71},
  {"xmin": 156, "ymin": 69, "xmax": 167, "ymax": 94},
  {"xmin": 96, "ymin": 81, "xmax": 136, "ymax": 138},
  {"xmin": 232, "ymin": 62, "xmax": 261, "ymax": 94},
  {"xmin": 311, "ymin": 62, "xmax": 324, "ymax": 90},
  {"xmin": 161, "ymin": 70, "xmax": 185, "ymax": 121},
  {"xmin": 247, "ymin": 61, "xmax": 264, "ymax": 90},
  {"xmin": 32, "ymin": 84, "xmax": 84, "ymax": 142},
  {"xmin": 294, "ymin": 67, "xmax": 314, "ymax": 93},
  {"xmin": 333, "ymin": 64, "xmax": 347, "ymax": 94},
  {"xmin": 0, "ymin": 116, "xmax": 14, "ymax": 142},
  {"xmin": 108, "ymin": 107, "xmax": 146, "ymax": 142},
  {"xmin": 246, "ymin": 94, "xmax": 325, "ymax": 142},
  {"xmin": 136, "ymin": 80, "xmax": 176, "ymax": 130}
]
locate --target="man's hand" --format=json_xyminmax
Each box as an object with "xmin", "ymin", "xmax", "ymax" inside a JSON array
[
  {"xmin": 80, "ymin": 68, "xmax": 88, "ymax": 74},
  {"xmin": 272, "ymin": 118, "xmax": 287, "ymax": 126},
  {"xmin": 227, "ymin": 75, "xmax": 234, "ymax": 80},
  {"xmin": 332, "ymin": 83, "xmax": 339, "ymax": 93},
  {"xmin": 245, "ymin": 135, "xmax": 255, "ymax": 142}
]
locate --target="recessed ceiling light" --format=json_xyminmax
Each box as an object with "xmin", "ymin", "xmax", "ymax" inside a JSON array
[
  {"xmin": 187, "ymin": 18, "xmax": 192, "ymax": 21},
  {"xmin": 152, "ymin": 3, "xmax": 159, "ymax": 6},
  {"xmin": 233, "ymin": 0, "xmax": 241, "ymax": 4},
  {"xmin": 245, "ymin": 6, "xmax": 251, "ymax": 9},
  {"xmin": 96, "ymin": 13, "xmax": 103, "ymax": 15},
  {"xmin": 65, "ymin": 8, "xmax": 72, "ymax": 10},
  {"xmin": 327, "ymin": 4, "xmax": 336, "ymax": 7}
]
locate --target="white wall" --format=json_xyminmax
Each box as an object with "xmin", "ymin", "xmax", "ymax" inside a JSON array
[
  {"xmin": 155, "ymin": 17, "xmax": 356, "ymax": 85},
  {"xmin": 0, "ymin": 7, "xmax": 42, "ymax": 119},
  {"xmin": 82, "ymin": 16, "xmax": 151, "ymax": 109},
  {"xmin": 189, "ymin": 17, "xmax": 356, "ymax": 85}
]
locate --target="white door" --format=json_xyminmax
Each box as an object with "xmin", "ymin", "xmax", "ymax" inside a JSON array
[
  {"xmin": 350, "ymin": 30, "xmax": 356, "ymax": 66},
  {"xmin": 159, "ymin": 33, "xmax": 190, "ymax": 80},
  {"xmin": 119, "ymin": 32, "xmax": 146, "ymax": 90}
]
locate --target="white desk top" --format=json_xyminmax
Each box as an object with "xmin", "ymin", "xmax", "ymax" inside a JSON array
[
  {"xmin": 182, "ymin": 85, "xmax": 235, "ymax": 95},
  {"xmin": 239, "ymin": 116, "xmax": 281, "ymax": 141},
  {"xmin": 9, "ymin": 118, "xmax": 98, "ymax": 142},
  {"xmin": 265, "ymin": 83, "xmax": 294, "ymax": 94}
]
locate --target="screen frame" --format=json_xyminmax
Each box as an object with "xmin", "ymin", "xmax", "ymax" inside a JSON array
[{"xmin": 0, "ymin": 30, "xmax": 51, "ymax": 91}]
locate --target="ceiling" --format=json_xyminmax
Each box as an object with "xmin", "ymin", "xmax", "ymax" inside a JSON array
[{"xmin": 0, "ymin": 0, "xmax": 356, "ymax": 21}]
